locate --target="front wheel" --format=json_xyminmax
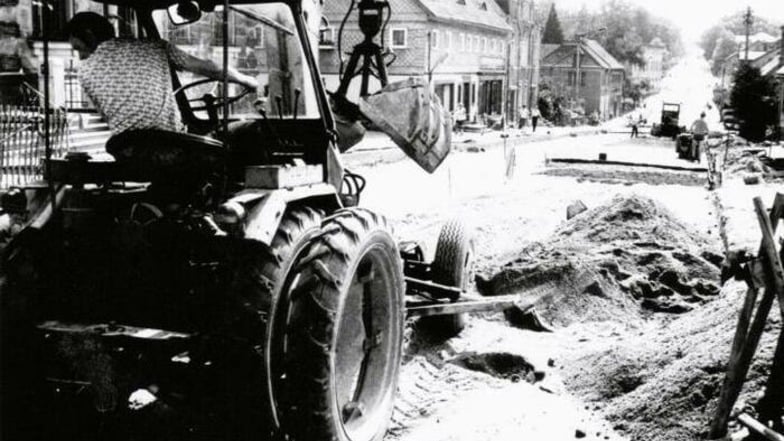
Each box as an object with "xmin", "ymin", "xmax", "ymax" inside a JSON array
[
  {"xmin": 418, "ymin": 219, "xmax": 475, "ymax": 339},
  {"xmin": 281, "ymin": 208, "xmax": 404, "ymax": 441}
]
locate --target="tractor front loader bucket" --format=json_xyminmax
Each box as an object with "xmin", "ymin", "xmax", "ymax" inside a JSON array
[{"xmin": 359, "ymin": 77, "xmax": 452, "ymax": 173}]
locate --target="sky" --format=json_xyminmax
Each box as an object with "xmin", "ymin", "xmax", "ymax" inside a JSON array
[{"xmin": 552, "ymin": 0, "xmax": 784, "ymax": 43}]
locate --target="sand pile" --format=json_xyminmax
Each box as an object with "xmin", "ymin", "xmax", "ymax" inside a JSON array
[
  {"xmin": 477, "ymin": 195, "xmax": 724, "ymax": 325},
  {"xmin": 722, "ymin": 147, "xmax": 773, "ymax": 176},
  {"xmin": 563, "ymin": 280, "xmax": 780, "ymax": 441}
]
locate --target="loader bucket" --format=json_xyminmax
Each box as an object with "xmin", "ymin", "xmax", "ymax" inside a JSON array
[{"xmin": 359, "ymin": 77, "xmax": 452, "ymax": 173}]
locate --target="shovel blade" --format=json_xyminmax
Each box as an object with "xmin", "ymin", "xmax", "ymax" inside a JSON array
[{"xmin": 359, "ymin": 77, "xmax": 452, "ymax": 173}]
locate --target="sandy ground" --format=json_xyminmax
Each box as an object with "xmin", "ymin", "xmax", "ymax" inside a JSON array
[{"xmin": 339, "ymin": 48, "xmax": 779, "ymax": 441}]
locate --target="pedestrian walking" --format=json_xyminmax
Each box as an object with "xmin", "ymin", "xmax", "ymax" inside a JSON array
[
  {"xmin": 531, "ymin": 106, "xmax": 540, "ymax": 132},
  {"xmin": 518, "ymin": 104, "xmax": 529, "ymax": 130},
  {"xmin": 690, "ymin": 112, "xmax": 710, "ymax": 163},
  {"xmin": 630, "ymin": 110, "xmax": 639, "ymax": 138}
]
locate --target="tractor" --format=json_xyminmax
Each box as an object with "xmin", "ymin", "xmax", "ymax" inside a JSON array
[
  {"xmin": 0, "ymin": 1, "xmax": 477, "ymax": 441},
  {"xmin": 650, "ymin": 102, "xmax": 686, "ymax": 138}
]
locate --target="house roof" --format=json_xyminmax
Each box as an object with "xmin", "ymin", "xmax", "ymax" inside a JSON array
[
  {"xmin": 777, "ymin": 65, "xmax": 784, "ymax": 76},
  {"xmin": 648, "ymin": 37, "xmax": 666, "ymax": 48},
  {"xmin": 540, "ymin": 43, "xmax": 559, "ymax": 59},
  {"xmin": 734, "ymin": 32, "xmax": 778, "ymax": 44},
  {"xmin": 415, "ymin": 0, "xmax": 512, "ymax": 33},
  {"xmin": 726, "ymin": 50, "xmax": 766, "ymax": 62},
  {"xmin": 541, "ymin": 39, "xmax": 624, "ymax": 71},
  {"xmin": 761, "ymin": 56, "xmax": 781, "ymax": 76},
  {"xmin": 582, "ymin": 39, "xmax": 624, "ymax": 70}
]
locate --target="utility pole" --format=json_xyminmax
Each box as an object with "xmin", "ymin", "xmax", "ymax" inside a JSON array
[
  {"xmin": 743, "ymin": 7, "xmax": 753, "ymax": 65},
  {"xmin": 575, "ymin": 37, "xmax": 581, "ymax": 106}
]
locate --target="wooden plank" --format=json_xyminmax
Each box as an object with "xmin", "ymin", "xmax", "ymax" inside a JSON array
[
  {"xmin": 404, "ymin": 276, "xmax": 462, "ymax": 302},
  {"xmin": 549, "ymin": 157, "xmax": 707, "ymax": 172},
  {"xmin": 738, "ymin": 413, "xmax": 784, "ymax": 441},
  {"xmin": 406, "ymin": 293, "xmax": 537, "ymax": 318},
  {"xmin": 709, "ymin": 194, "xmax": 784, "ymax": 439},
  {"xmin": 754, "ymin": 196, "xmax": 784, "ymax": 318},
  {"xmin": 758, "ymin": 328, "xmax": 784, "ymax": 424}
]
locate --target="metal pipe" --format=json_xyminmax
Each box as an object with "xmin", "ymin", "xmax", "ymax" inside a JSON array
[
  {"xmin": 738, "ymin": 413, "xmax": 784, "ymax": 441},
  {"xmin": 42, "ymin": 0, "xmax": 56, "ymax": 217},
  {"xmin": 222, "ymin": 0, "xmax": 229, "ymax": 137}
]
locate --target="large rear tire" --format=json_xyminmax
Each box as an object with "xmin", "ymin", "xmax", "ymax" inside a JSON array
[
  {"xmin": 418, "ymin": 219, "xmax": 474, "ymax": 339},
  {"xmin": 230, "ymin": 206, "xmax": 323, "ymax": 436},
  {"xmin": 281, "ymin": 208, "xmax": 404, "ymax": 441}
]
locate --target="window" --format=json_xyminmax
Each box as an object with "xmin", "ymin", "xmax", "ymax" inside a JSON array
[
  {"xmin": 319, "ymin": 26, "xmax": 335, "ymax": 48},
  {"xmin": 568, "ymin": 71, "xmax": 576, "ymax": 86},
  {"xmin": 580, "ymin": 71, "xmax": 586, "ymax": 87},
  {"xmin": 33, "ymin": 1, "xmax": 68, "ymax": 40},
  {"xmin": 446, "ymin": 31, "xmax": 452, "ymax": 49},
  {"xmin": 482, "ymin": 38, "xmax": 487, "ymax": 52},
  {"xmin": 432, "ymin": 30, "xmax": 439, "ymax": 49},
  {"xmin": 391, "ymin": 28, "xmax": 408, "ymax": 49},
  {"xmin": 460, "ymin": 33, "xmax": 465, "ymax": 51}
]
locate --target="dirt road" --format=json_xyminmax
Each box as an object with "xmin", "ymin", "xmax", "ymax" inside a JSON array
[
  {"xmin": 348, "ymin": 131, "xmax": 722, "ymax": 441},
  {"xmin": 346, "ymin": 49, "xmax": 744, "ymax": 441}
]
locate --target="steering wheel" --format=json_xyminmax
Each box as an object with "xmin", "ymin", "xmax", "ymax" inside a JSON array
[{"xmin": 173, "ymin": 77, "xmax": 253, "ymax": 115}]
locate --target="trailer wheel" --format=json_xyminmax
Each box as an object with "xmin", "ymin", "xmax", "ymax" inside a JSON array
[
  {"xmin": 419, "ymin": 219, "xmax": 474, "ymax": 339},
  {"xmin": 281, "ymin": 208, "xmax": 404, "ymax": 441}
]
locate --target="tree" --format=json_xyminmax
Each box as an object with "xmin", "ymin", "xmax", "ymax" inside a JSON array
[
  {"xmin": 554, "ymin": 0, "xmax": 682, "ymax": 66},
  {"xmin": 542, "ymin": 4, "xmax": 564, "ymax": 44},
  {"xmin": 710, "ymin": 29, "xmax": 736, "ymax": 76},
  {"xmin": 730, "ymin": 64, "xmax": 779, "ymax": 142},
  {"xmin": 700, "ymin": 11, "xmax": 782, "ymax": 61}
]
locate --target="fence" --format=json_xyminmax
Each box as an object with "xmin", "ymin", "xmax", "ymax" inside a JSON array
[{"xmin": 0, "ymin": 105, "xmax": 71, "ymax": 188}]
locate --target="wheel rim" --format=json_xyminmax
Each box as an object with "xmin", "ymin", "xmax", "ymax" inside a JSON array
[{"xmin": 334, "ymin": 243, "xmax": 400, "ymax": 441}]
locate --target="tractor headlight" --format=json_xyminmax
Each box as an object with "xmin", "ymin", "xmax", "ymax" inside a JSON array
[{"xmin": 214, "ymin": 201, "xmax": 246, "ymax": 235}]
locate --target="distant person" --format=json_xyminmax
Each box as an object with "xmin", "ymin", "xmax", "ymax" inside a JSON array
[
  {"xmin": 453, "ymin": 103, "xmax": 467, "ymax": 133},
  {"xmin": 518, "ymin": 104, "xmax": 529, "ymax": 130},
  {"xmin": 690, "ymin": 112, "xmax": 709, "ymax": 162},
  {"xmin": 531, "ymin": 106, "xmax": 540, "ymax": 132},
  {"xmin": 630, "ymin": 110, "xmax": 639, "ymax": 138}
]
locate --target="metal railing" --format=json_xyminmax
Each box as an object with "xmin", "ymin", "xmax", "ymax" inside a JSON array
[{"xmin": 0, "ymin": 105, "xmax": 71, "ymax": 188}]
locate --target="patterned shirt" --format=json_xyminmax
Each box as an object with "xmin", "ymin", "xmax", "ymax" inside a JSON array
[{"xmin": 79, "ymin": 39, "xmax": 191, "ymax": 134}]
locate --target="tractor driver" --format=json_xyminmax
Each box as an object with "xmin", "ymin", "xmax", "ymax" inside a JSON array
[{"xmin": 66, "ymin": 12, "xmax": 259, "ymax": 135}]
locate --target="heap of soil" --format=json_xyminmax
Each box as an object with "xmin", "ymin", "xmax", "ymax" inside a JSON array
[
  {"xmin": 565, "ymin": 281, "xmax": 780, "ymax": 441},
  {"xmin": 722, "ymin": 147, "xmax": 773, "ymax": 177},
  {"xmin": 477, "ymin": 195, "xmax": 724, "ymax": 326}
]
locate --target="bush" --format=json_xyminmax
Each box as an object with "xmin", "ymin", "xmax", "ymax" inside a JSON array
[{"xmin": 730, "ymin": 64, "xmax": 779, "ymax": 142}]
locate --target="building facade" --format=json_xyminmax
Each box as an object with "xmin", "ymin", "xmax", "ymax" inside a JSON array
[
  {"xmin": 540, "ymin": 38, "xmax": 624, "ymax": 120},
  {"xmin": 495, "ymin": 0, "xmax": 540, "ymax": 123},
  {"xmin": 320, "ymin": 0, "xmax": 513, "ymax": 124},
  {"xmin": 625, "ymin": 37, "xmax": 666, "ymax": 92}
]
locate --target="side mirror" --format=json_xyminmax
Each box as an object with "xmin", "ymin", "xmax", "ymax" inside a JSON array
[{"xmin": 168, "ymin": 1, "xmax": 201, "ymax": 26}]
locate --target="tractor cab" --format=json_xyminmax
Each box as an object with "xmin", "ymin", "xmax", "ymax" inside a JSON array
[{"xmin": 49, "ymin": 0, "xmax": 339, "ymax": 193}]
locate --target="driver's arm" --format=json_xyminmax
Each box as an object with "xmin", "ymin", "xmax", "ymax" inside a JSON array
[{"xmin": 166, "ymin": 41, "xmax": 259, "ymax": 90}]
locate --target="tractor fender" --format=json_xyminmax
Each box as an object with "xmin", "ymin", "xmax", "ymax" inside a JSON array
[{"xmin": 235, "ymin": 183, "xmax": 341, "ymax": 246}]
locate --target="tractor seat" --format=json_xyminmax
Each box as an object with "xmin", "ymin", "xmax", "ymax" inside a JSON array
[{"xmin": 106, "ymin": 129, "xmax": 226, "ymax": 182}]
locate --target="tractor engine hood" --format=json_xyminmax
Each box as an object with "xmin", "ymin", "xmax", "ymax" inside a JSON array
[{"xmin": 358, "ymin": 77, "xmax": 452, "ymax": 174}]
